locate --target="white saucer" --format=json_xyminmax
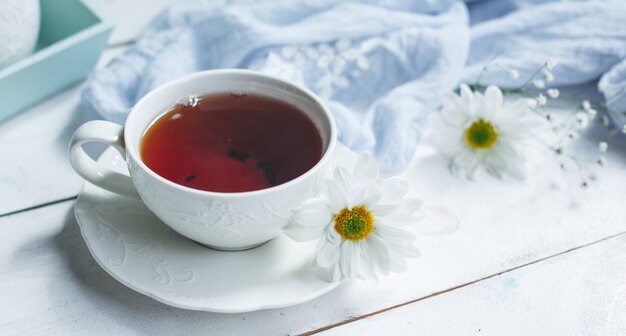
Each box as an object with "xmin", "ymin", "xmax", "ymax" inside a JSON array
[{"xmin": 75, "ymin": 144, "xmax": 355, "ymax": 313}]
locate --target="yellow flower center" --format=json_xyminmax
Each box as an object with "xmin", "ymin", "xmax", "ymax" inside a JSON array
[
  {"xmin": 333, "ymin": 206, "xmax": 375, "ymax": 241},
  {"xmin": 465, "ymin": 119, "xmax": 498, "ymax": 149}
]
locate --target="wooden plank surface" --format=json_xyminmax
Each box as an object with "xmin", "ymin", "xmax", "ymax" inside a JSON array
[
  {"xmin": 1, "ymin": 111, "xmax": 624, "ymax": 334},
  {"xmin": 320, "ymin": 232, "xmax": 626, "ymax": 336},
  {"xmin": 0, "ymin": 47, "xmax": 125, "ymax": 216},
  {"xmin": 0, "ymin": 12, "xmax": 624, "ymax": 332}
]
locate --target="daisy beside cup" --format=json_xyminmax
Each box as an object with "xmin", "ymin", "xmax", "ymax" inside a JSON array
[{"xmin": 283, "ymin": 153, "xmax": 422, "ymax": 282}]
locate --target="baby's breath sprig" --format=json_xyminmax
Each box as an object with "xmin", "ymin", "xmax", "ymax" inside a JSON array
[
  {"xmin": 470, "ymin": 59, "xmax": 559, "ymax": 107},
  {"xmin": 468, "ymin": 58, "xmax": 608, "ymax": 188},
  {"xmin": 546, "ymin": 100, "xmax": 608, "ymax": 188}
]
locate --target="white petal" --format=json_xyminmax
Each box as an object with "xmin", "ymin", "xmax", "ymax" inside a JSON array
[
  {"xmin": 380, "ymin": 177, "xmax": 409, "ymax": 204},
  {"xmin": 370, "ymin": 203, "xmax": 399, "ymax": 216},
  {"xmin": 386, "ymin": 241, "xmax": 421, "ymax": 258},
  {"xmin": 507, "ymin": 160, "xmax": 527, "ymax": 179},
  {"xmin": 459, "ymin": 84, "xmax": 474, "ymax": 103},
  {"xmin": 389, "ymin": 253, "xmax": 407, "ymax": 273},
  {"xmin": 359, "ymin": 250, "xmax": 380, "ymax": 282},
  {"xmin": 440, "ymin": 97, "xmax": 469, "ymax": 126},
  {"xmin": 454, "ymin": 150, "xmax": 482, "ymax": 180},
  {"xmin": 493, "ymin": 144, "xmax": 526, "ymax": 176},
  {"xmin": 316, "ymin": 239, "xmax": 341, "ymax": 268},
  {"xmin": 431, "ymin": 130, "xmax": 464, "ymax": 157},
  {"xmin": 377, "ymin": 214, "xmax": 418, "ymax": 227},
  {"xmin": 466, "ymin": 153, "xmax": 484, "ymax": 180},
  {"xmin": 485, "ymin": 162, "xmax": 504, "ymax": 179},
  {"xmin": 362, "ymin": 184, "xmax": 383, "ymax": 207},
  {"xmin": 501, "ymin": 99, "xmax": 528, "ymax": 120},
  {"xmin": 453, "ymin": 149, "xmax": 476, "ymax": 168},
  {"xmin": 390, "ymin": 197, "xmax": 423, "ymax": 218},
  {"xmin": 353, "ymin": 152, "xmax": 379, "ymax": 187},
  {"xmin": 374, "ymin": 224, "xmax": 416, "ymax": 243},
  {"xmin": 471, "ymin": 91, "xmax": 484, "ymax": 116},
  {"xmin": 485, "ymin": 149, "xmax": 508, "ymax": 179},
  {"xmin": 483, "ymin": 85, "xmax": 503, "ymax": 116},
  {"xmin": 283, "ymin": 222, "xmax": 325, "ymax": 242},
  {"xmin": 329, "ymin": 264, "xmax": 341, "ymax": 282},
  {"xmin": 327, "ymin": 225, "xmax": 342, "ymax": 244},
  {"xmin": 494, "ymin": 142, "xmax": 522, "ymax": 161},
  {"xmin": 325, "ymin": 179, "xmax": 348, "ymax": 213},
  {"xmin": 365, "ymin": 235, "xmax": 391, "ymax": 273},
  {"xmin": 293, "ymin": 198, "xmax": 332, "ymax": 227},
  {"xmin": 340, "ymin": 241, "xmax": 360, "ymax": 279},
  {"xmin": 332, "ymin": 166, "xmax": 354, "ymax": 193}
]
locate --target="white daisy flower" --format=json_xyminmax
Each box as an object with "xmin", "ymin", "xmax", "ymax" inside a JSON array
[
  {"xmin": 431, "ymin": 84, "xmax": 540, "ymax": 179},
  {"xmin": 283, "ymin": 153, "xmax": 422, "ymax": 282}
]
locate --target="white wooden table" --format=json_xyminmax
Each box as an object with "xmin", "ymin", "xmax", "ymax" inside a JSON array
[{"xmin": 2, "ymin": 2, "xmax": 626, "ymax": 335}]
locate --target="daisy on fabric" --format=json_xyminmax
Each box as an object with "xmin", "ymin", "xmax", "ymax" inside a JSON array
[
  {"xmin": 431, "ymin": 84, "xmax": 540, "ymax": 179},
  {"xmin": 463, "ymin": 57, "xmax": 609, "ymax": 187},
  {"xmin": 283, "ymin": 153, "xmax": 422, "ymax": 282}
]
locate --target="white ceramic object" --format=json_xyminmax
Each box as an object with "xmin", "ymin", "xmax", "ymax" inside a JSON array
[
  {"xmin": 0, "ymin": 0, "xmax": 40, "ymax": 68},
  {"xmin": 74, "ymin": 145, "xmax": 356, "ymax": 312},
  {"xmin": 70, "ymin": 69, "xmax": 337, "ymax": 251}
]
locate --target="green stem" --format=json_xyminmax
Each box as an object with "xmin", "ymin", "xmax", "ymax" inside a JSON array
[{"xmin": 518, "ymin": 65, "xmax": 547, "ymax": 90}]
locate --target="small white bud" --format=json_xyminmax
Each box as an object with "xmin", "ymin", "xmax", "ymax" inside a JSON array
[
  {"xmin": 543, "ymin": 69, "xmax": 554, "ymax": 82},
  {"xmin": 546, "ymin": 59, "xmax": 557, "ymax": 70},
  {"xmin": 533, "ymin": 79, "xmax": 545, "ymax": 89},
  {"xmin": 547, "ymin": 88, "xmax": 560, "ymax": 98},
  {"xmin": 601, "ymin": 115, "xmax": 610, "ymax": 127},
  {"xmin": 336, "ymin": 39, "xmax": 351, "ymax": 50},
  {"xmin": 586, "ymin": 108, "xmax": 597, "ymax": 119},
  {"xmin": 536, "ymin": 94, "xmax": 547, "ymax": 106},
  {"xmin": 508, "ymin": 69, "xmax": 520, "ymax": 80},
  {"xmin": 623, "ymin": 124, "xmax": 626, "ymax": 134},
  {"xmin": 581, "ymin": 100, "xmax": 591, "ymax": 111},
  {"xmin": 575, "ymin": 112, "xmax": 589, "ymax": 129},
  {"xmin": 527, "ymin": 98, "xmax": 538, "ymax": 108},
  {"xmin": 598, "ymin": 141, "xmax": 608, "ymax": 152}
]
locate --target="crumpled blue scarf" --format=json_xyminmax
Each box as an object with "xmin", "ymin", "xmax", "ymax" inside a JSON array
[{"xmin": 83, "ymin": 0, "xmax": 626, "ymax": 173}]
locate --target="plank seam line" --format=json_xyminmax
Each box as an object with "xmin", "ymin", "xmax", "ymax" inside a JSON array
[
  {"xmin": 296, "ymin": 229, "xmax": 626, "ymax": 336},
  {"xmin": 0, "ymin": 195, "xmax": 78, "ymax": 219},
  {"xmin": 107, "ymin": 40, "xmax": 137, "ymax": 48}
]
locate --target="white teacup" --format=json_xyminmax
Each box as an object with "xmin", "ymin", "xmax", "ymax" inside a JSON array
[{"xmin": 70, "ymin": 69, "xmax": 337, "ymax": 251}]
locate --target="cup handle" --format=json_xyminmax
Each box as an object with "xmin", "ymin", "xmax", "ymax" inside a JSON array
[{"xmin": 69, "ymin": 120, "xmax": 140, "ymax": 197}]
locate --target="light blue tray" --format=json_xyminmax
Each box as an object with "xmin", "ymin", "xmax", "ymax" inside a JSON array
[{"xmin": 0, "ymin": 0, "xmax": 113, "ymax": 122}]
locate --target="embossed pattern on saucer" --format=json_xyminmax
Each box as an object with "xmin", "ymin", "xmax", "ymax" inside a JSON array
[{"xmin": 75, "ymin": 144, "xmax": 355, "ymax": 312}]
